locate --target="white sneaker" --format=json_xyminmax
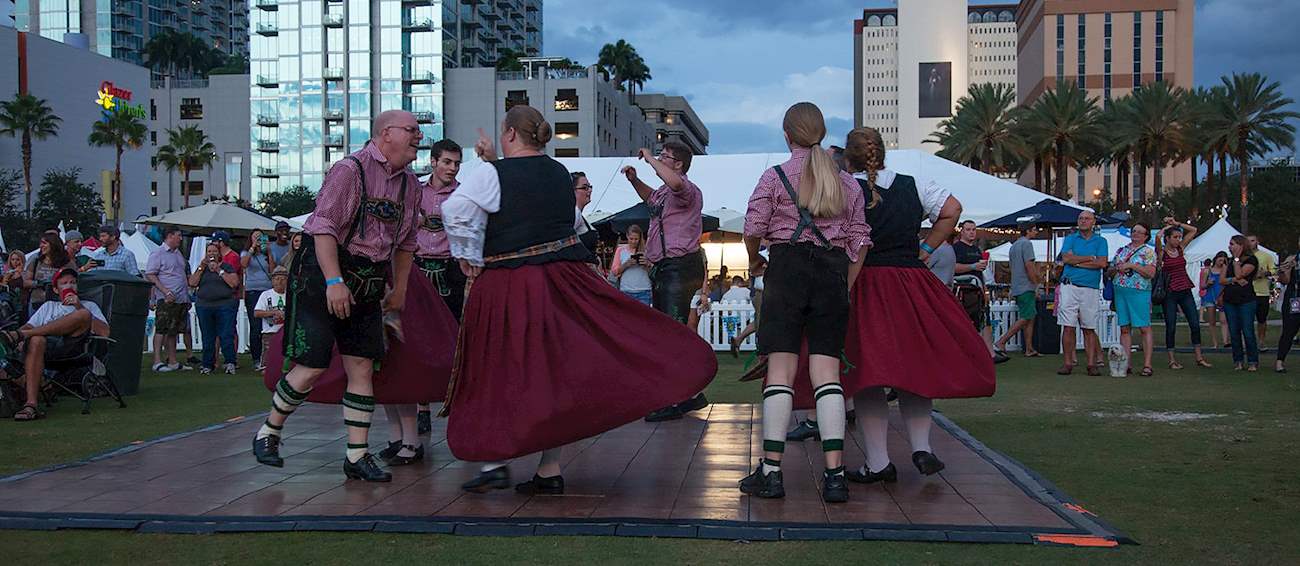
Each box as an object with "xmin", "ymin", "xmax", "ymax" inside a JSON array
[
  {"xmin": 224, "ymin": 363, "xmax": 237, "ymax": 375},
  {"xmin": 153, "ymin": 363, "xmax": 171, "ymax": 373},
  {"xmin": 200, "ymin": 367, "xmax": 213, "ymax": 375}
]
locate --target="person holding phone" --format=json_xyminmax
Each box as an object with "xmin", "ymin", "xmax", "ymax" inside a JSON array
[
  {"xmin": 1222, "ymin": 235, "xmax": 1260, "ymax": 371},
  {"xmin": 611, "ymin": 224, "xmax": 653, "ymax": 305},
  {"xmin": 242, "ymin": 229, "xmax": 276, "ymax": 371},
  {"xmin": 189, "ymin": 242, "xmax": 241, "ymax": 375}
]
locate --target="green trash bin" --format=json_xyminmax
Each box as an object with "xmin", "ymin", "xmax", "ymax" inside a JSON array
[{"xmin": 78, "ymin": 270, "xmax": 153, "ymax": 396}]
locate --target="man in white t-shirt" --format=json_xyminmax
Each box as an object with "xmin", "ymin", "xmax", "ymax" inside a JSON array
[
  {"xmin": 253, "ymin": 267, "xmax": 290, "ymax": 367},
  {"xmin": 720, "ymin": 276, "xmax": 751, "ymax": 303},
  {"xmin": 3, "ymin": 268, "xmax": 109, "ymax": 421}
]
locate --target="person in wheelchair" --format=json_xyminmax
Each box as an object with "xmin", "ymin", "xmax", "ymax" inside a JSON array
[{"xmin": 1, "ymin": 268, "xmax": 109, "ymax": 421}]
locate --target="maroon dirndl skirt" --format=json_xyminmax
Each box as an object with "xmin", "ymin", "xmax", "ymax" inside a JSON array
[
  {"xmin": 445, "ymin": 261, "xmax": 718, "ymax": 462},
  {"xmin": 262, "ymin": 263, "xmax": 458, "ymax": 404}
]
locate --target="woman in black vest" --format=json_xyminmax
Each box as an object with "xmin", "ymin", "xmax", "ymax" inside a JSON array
[
  {"xmin": 441, "ymin": 105, "xmax": 717, "ymax": 494},
  {"xmin": 840, "ymin": 127, "xmax": 995, "ymax": 484}
]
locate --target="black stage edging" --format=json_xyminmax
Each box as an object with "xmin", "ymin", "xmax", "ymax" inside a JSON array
[{"xmin": 0, "ymin": 409, "xmax": 1130, "ymax": 545}]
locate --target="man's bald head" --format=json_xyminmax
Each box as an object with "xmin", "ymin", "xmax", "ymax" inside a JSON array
[
  {"xmin": 372, "ymin": 110, "xmax": 415, "ymax": 138},
  {"xmin": 370, "ymin": 110, "xmax": 422, "ymax": 170}
]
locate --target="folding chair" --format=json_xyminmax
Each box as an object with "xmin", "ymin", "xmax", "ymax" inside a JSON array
[{"xmin": 39, "ymin": 285, "xmax": 127, "ymax": 415}]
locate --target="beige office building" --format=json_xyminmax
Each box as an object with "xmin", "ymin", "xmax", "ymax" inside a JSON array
[
  {"xmin": 1017, "ymin": 0, "xmax": 1195, "ymax": 203},
  {"xmin": 854, "ymin": 1, "xmax": 1018, "ymax": 151}
]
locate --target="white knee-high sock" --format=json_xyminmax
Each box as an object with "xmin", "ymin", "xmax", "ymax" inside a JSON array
[
  {"xmin": 854, "ymin": 387, "xmax": 892, "ymax": 473},
  {"xmin": 897, "ymin": 391, "xmax": 934, "ymax": 454},
  {"xmin": 813, "ymin": 382, "xmax": 846, "ymax": 472},
  {"xmin": 342, "ymin": 392, "xmax": 375, "ymax": 463},
  {"xmin": 761, "ymin": 384, "xmax": 794, "ymax": 473},
  {"xmin": 258, "ymin": 377, "xmax": 311, "ymax": 439}
]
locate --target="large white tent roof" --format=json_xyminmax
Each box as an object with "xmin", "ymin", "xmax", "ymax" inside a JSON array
[{"xmin": 1184, "ymin": 216, "xmax": 1277, "ymax": 264}]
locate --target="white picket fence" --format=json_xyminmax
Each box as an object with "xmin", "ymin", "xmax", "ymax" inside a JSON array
[
  {"xmin": 143, "ymin": 308, "xmax": 253, "ymax": 354},
  {"xmin": 989, "ymin": 299, "xmax": 1120, "ymax": 352}
]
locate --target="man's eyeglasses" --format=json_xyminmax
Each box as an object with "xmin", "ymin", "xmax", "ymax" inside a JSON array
[
  {"xmin": 575, "ymin": 184, "xmax": 593, "ymax": 191},
  {"xmin": 385, "ymin": 125, "xmax": 421, "ymax": 135},
  {"xmin": 658, "ymin": 152, "xmax": 679, "ymax": 163}
]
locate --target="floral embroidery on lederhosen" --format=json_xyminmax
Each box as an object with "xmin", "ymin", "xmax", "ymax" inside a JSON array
[
  {"xmin": 420, "ymin": 212, "xmax": 445, "ymax": 233},
  {"xmin": 363, "ymin": 198, "xmax": 404, "ymax": 223}
]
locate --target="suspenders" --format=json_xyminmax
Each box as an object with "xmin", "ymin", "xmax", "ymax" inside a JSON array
[{"xmin": 773, "ymin": 165, "xmax": 832, "ymax": 249}]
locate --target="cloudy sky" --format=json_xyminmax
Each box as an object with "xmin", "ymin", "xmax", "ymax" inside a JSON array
[{"xmin": 543, "ymin": 0, "xmax": 1300, "ymax": 155}]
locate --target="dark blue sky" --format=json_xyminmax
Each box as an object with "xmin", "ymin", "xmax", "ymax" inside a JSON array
[{"xmin": 543, "ymin": 0, "xmax": 1300, "ymax": 155}]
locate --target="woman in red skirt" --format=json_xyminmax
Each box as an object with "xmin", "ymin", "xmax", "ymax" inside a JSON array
[
  {"xmin": 441, "ymin": 105, "xmax": 717, "ymax": 494},
  {"xmin": 841, "ymin": 127, "xmax": 995, "ymax": 484},
  {"xmin": 738, "ymin": 103, "xmax": 870, "ymax": 503}
]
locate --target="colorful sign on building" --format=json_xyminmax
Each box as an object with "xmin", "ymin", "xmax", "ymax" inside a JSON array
[{"xmin": 95, "ymin": 81, "xmax": 147, "ymax": 120}]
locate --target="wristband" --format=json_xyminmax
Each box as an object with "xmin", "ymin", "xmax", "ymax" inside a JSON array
[
  {"xmin": 920, "ymin": 241, "xmax": 936, "ymax": 254},
  {"xmin": 325, "ymin": 277, "xmax": 344, "ymax": 286}
]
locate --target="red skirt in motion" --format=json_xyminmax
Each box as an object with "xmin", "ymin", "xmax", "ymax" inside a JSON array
[
  {"xmin": 263, "ymin": 263, "xmax": 458, "ymax": 404},
  {"xmin": 445, "ymin": 261, "xmax": 718, "ymax": 462},
  {"xmin": 840, "ymin": 265, "xmax": 995, "ymax": 399}
]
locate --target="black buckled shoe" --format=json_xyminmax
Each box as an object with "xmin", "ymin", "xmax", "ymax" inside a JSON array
[
  {"xmin": 343, "ymin": 453, "xmax": 392, "ymax": 482},
  {"xmin": 885, "ymin": 389, "xmax": 899, "ymax": 403},
  {"xmin": 738, "ymin": 463, "xmax": 785, "ymax": 499},
  {"xmin": 644, "ymin": 404, "xmax": 683, "ymax": 422},
  {"xmin": 515, "ymin": 474, "xmax": 565, "ymax": 495},
  {"xmin": 252, "ymin": 435, "xmax": 283, "ymax": 468},
  {"xmin": 417, "ymin": 410, "xmax": 432, "ymax": 435},
  {"xmin": 822, "ymin": 470, "xmax": 850, "ymax": 503},
  {"xmin": 385, "ymin": 444, "xmax": 425, "ymax": 466},
  {"xmin": 377, "ymin": 440, "xmax": 402, "ymax": 461},
  {"xmin": 846, "ymin": 463, "xmax": 897, "ymax": 484},
  {"xmin": 912, "ymin": 451, "xmax": 945, "ymax": 476},
  {"xmin": 461, "ymin": 466, "xmax": 511, "ymax": 493},
  {"xmin": 678, "ymin": 393, "xmax": 708, "ymax": 414},
  {"xmin": 786, "ymin": 419, "xmax": 820, "ymax": 441}
]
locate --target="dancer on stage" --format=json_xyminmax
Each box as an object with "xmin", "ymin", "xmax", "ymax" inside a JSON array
[
  {"xmin": 621, "ymin": 141, "xmax": 711, "ymax": 422},
  {"xmin": 252, "ymin": 110, "xmax": 424, "ymax": 482},
  {"xmin": 738, "ymin": 102, "xmax": 870, "ymax": 502},
  {"xmin": 442, "ymin": 106, "xmax": 716, "ymax": 494},
  {"xmin": 840, "ymin": 127, "xmax": 995, "ymax": 484}
]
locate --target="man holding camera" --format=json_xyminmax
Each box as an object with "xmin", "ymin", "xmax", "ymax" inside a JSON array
[{"xmin": 89, "ymin": 225, "xmax": 140, "ymax": 276}]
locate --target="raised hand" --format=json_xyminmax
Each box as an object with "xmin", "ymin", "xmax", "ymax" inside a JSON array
[
  {"xmin": 475, "ymin": 128, "xmax": 497, "ymax": 161},
  {"xmin": 621, "ymin": 165, "xmax": 639, "ymax": 183}
]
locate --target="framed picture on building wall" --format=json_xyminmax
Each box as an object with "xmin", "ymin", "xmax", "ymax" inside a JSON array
[{"xmin": 918, "ymin": 62, "xmax": 952, "ymax": 118}]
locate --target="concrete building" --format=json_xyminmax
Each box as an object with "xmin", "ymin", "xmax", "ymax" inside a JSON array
[
  {"xmin": 1, "ymin": 26, "xmax": 152, "ymax": 221},
  {"xmin": 148, "ymin": 74, "xmax": 251, "ymax": 214},
  {"xmin": 444, "ymin": 60, "xmax": 655, "ymax": 158},
  {"xmin": 634, "ymin": 93, "xmax": 709, "ymax": 156},
  {"xmin": 854, "ymin": 2, "xmax": 1018, "ymax": 151},
  {"xmin": 13, "ymin": 0, "xmax": 249, "ymax": 65},
  {"xmin": 1017, "ymin": 0, "xmax": 1195, "ymax": 203},
  {"xmin": 443, "ymin": 0, "xmax": 541, "ymax": 69}
]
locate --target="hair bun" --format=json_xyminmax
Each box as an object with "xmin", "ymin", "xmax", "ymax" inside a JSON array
[{"xmin": 535, "ymin": 120, "xmax": 553, "ymax": 146}]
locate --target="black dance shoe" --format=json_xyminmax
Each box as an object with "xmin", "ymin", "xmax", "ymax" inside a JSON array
[
  {"xmin": 385, "ymin": 445, "xmax": 425, "ymax": 466},
  {"xmin": 343, "ymin": 454, "xmax": 392, "ymax": 482},
  {"xmin": 417, "ymin": 410, "xmax": 432, "ymax": 435},
  {"xmin": 885, "ymin": 389, "xmax": 899, "ymax": 403},
  {"xmin": 644, "ymin": 404, "xmax": 683, "ymax": 422},
  {"xmin": 252, "ymin": 435, "xmax": 283, "ymax": 468},
  {"xmin": 822, "ymin": 470, "xmax": 850, "ymax": 503},
  {"xmin": 515, "ymin": 474, "xmax": 565, "ymax": 495},
  {"xmin": 461, "ymin": 466, "xmax": 511, "ymax": 493},
  {"xmin": 846, "ymin": 409, "xmax": 857, "ymax": 424},
  {"xmin": 738, "ymin": 464, "xmax": 785, "ymax": 499},
  {"xmin": 377, "ymin": 440, "xmax": 402, "ymax": 460},
  {"xmin": 786, "ymin": 419, "xmax": 820, "ymax": 441},
  {"xmin": 678, "ymin": 393, "xmax": 708, "ymax": 414},
  {"xmin": 912, "ymin": 451, "xmax": 946, "ymax": 476},
  {"xmin": 846, "ymin": 463, "xmax": 897, "ymax": 484}
]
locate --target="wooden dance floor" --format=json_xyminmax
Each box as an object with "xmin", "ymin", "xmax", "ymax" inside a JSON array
[{"xmin": 0, "ymin": 404, "xmax": 1127, "ymax": 544}]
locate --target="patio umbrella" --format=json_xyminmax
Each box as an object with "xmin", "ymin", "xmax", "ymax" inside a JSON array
[
  {"xmin": 979, "ymin": 199, "xmax": 1120, "ymax": 229},
  {"xmin": 591, "ymin": 202, "xmax": 720, "ymax": 242},
  {"xmin": 139, "ymin": 202, "xmax": 280, "ymax": 234}
]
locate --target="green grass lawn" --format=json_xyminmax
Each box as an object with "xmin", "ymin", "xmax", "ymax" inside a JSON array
[{"xmin": 3, "ymin": 351, "xmax": 1299, "ymax": 564}]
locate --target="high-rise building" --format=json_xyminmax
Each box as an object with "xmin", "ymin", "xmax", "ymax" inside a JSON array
[
  {"xmin": 853, "ymin": 1, "xmax": 1018, "ymax": 151},
  {"xmin": 149, "ymin": 75, "xmax": 252, "ymax": 212},
  {"xmin": 634, "ymin": 93, "xmax": 709, "ymax": 156},
  {"xmin": 442, "ymin": 0, "xmax": 541, "ymax": 69},
  {"xmin": 13, "ymin": 0, "xmax": 249, "ymax": 66},
  {"xmin": 1017, "ymin": 0, "xmax": 1195, "ymax": 203}
]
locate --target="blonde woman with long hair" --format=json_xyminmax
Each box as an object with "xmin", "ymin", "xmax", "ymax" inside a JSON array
[{"xmin": 739, "ymin": 102, "xmax": 870, "ymax": 503}]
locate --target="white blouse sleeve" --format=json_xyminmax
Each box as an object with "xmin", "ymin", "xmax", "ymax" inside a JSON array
[
  {"xmin": 916, "ymin": 176, "xmax": 952, "ymax": 224},
  {"xmin": 443, "ymin": 164, "xmax": 502, "ymax": 267}
]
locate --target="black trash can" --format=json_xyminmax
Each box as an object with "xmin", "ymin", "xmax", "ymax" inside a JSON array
[
  {"xmin": 79, "ymin": 270, "xmax": 153, "ymax": 396},
  {"xmin": 1033, "ymin": 295, "xmax": 1061, "ymax": 355}
]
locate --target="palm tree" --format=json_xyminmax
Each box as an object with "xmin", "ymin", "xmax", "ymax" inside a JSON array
[
  {"xmin": 1179, "ymin": 87, "xmax": 1218, "ymax": 218},
  {"xmin": 88, "ymin": 111, "xmax": 148, "ymax": 222},
  {"xmin": 144, "ymin": 30, "xmax": 181, "ymax": 77},
  {"xmin": 1202, "ymin": 85, "xmax": 1234, "ymax": 207},
  {"xmin": 927, "ymin": 83, "xmax": 1023, "ymax": 175},
  {"xmin": 598, "ymin": 39, "xmax": 652, "ymax": 101},
  {"xmin": 1114, "ymin": 82, "xmax": 1189, "ymax": 202},
  {"xmin": 1019, "ymin": 81, "xmax": 1105, "ymax": 199},
  {"xmin": 1098, "ymin": 97, "xmax": 1135, "ymax": 209},
  {"xmin": 156, "ymin": 125, "xmax": 218, "ymax": 209},
  {"xmin": 1218, "ymin": 72, "xmax": 1299, "ymax": 233},
  {"xmin": 0, "ymin": 93, "xmax": 63, "ymax": 217}
]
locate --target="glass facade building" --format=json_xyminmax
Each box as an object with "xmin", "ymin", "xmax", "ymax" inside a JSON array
[{"xmin": 14, "ymin": 0, "xmax": 249, "ymax": 65}]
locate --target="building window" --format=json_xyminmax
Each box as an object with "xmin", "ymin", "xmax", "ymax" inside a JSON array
[
  {"xmin": 225, "ymin": 155, "xmax": 242, "ymax": 199},
  {"xmin": 1133, "ymin": 12, "xmax": 1142, "ymax": 88},
  {"xmin": 1077, "ymin": 169, "xmax": 1086, "ymax": 204},
  {"xmin": 150, "ymin": 99, "xmax": 157, "ymax": 120},
  {"xmin": 1077, "ymin": 14, "xmax": 1086, "ymax": 88},
  {"xmin": 505, "ymin": 90, "xmax": 529, "ymax": 111},
  {"xmin": 185, "ymin": 181, "xmax": 205, "ymax": 197},
  {"xmin": 180, "ymin": 97, "xmax": 203, "ymax": 120},
  {"xmin": 1055, "ymin": 14, "xmax": 1065, "ymax": 79},
  {"xmin": 554, "ymin": 122, "xmax": 579, "ymax": 140},
  {"xmin": 150, "ymin": 181, "xmax": 158, "ymax": 197},
  {"xmin": 1104, "ymin": 12, "xmax": 1113, "ymax": 105},
  {"xmin": 150, "ymin": 131, "xmax": 157, "ymax": 146},
  {"xmin": 555, "ymin": 148, "xmax": 579, "ymax": 157},
  {"xmin": 1155, "ymin": 11, "xmax": 1164, "ymax": 82},
  {"xmin": 554, "ymin": 88, "xmax": 579, "ymax": 111}
]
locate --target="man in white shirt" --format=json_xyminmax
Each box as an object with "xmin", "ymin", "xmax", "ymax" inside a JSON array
[
  {"xmin": 253, "ymin": 266, "xmax": 289, "ymax": 370},
  {"xmin": 720, "ymin": 276, "xmax": 751, "ymax": 303},
  {"xmin": 3, "ymin": 268, "xmax": 109, "ymax": 421}
]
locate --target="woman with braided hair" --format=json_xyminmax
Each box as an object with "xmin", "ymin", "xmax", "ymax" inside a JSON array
[{"xmin": 840, "ymin": 127, "xmax": 994, "ymax": 485}]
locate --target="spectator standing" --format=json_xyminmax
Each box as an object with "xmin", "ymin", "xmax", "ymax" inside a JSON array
[
  {"xmin": 89, "ymin": 225, "xmax": 141, "ymax": 276},
  {"xmin": 64, "ymin": 230, "xmax": 91, "ymax": 271},
  {"xmin": 189, "ymin": 242, "xmax": 240, "ymax": 375},
  {"xmin": 1274, "ymin": 239, "xmax": 1298, "ymax": 373},
  {"xmin": 925, "ymin": 234, "xmax": 957, "ymax": 286},
  {"xmin": 1111, "ymin": 222, "xmax": 1157, "ymax": 375},
  {"xmin": 952, "ymin": 221, "xmax": 1007, "ymax": 363},
  {"xmin": 1246, "ymin": 235, "xmax": 1275, "ymax": 350},
  {"xmin": 283, "ymin": 232, "xmax": 305, "ymax": 269},
  {"xmin": 146, "ymin": 227, "xmax": 192, "ymax": 372},
  {"xmin": 995, "ymin": 221, "xmax": 1043, "ymax": 357},
  {"xmin": 611, "ymin": 224, "xmax": 653, "ymax": 306},
  {"xmin": 242, "ymin": 229, "xmax": 276, "ymax": 370},
  {"xmin": 1199, "ymin": 253, "xmax": 1229, "ymax": 349},
  {"xmin": 721, "ymin": 276, "xmax": 751, "ymax": 302},
  {"xmin": 1222, "ymin": 235, "xmax": 1260, "ymax": 371},
  {"xmin": 254, "ymin": 266, "xmax": 290, "ymax": 372},
  {"xmin": 1156, "ymin": 217, "xmax": 1211, "ymax": 369},
  {"xmin": 729, "ymin": 257, "xmax": 767, "ymax": 357},
  {"xmin": 23, "ymin": 232, "xmax": 76, "ymax": 315},
  {"xmin": 1056, "ymin": 210, "xmax": 1109, "ymax": 376},
  {"xmin": 269, "ymin": 221, "xmax": 293, "ymax": 265}
]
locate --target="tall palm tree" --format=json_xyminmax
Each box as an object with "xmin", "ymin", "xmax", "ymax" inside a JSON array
[
  {"xmin": 1114, "ymin": 82, "xmax": 1189, "ymax": 202},
  {"xmin": 1098, "ymin": 96, "xmax": 1135, "ymax": 209},
  {"xmin": 1019, "ymin": 81, "xmax": 1105, "ymax": 199},
  {"xmin": 1218, "ymin": 72, "xmax": 1299, "ymax": 233},
  {"xmin": 927, "ymin": 83, "xmax": 1023, "ymax": 175},
  {"xmin": 0, "ymin": 93, "xmax": 63, "ymax": 217},
  {"xmin": 88, "ymin": 111, "xmax": 148, "ymax": 222},
  {"xmin": 144, "ymin": 30, "xmax": 181, "ymax": 77},
  {"xmin": 1201, "ymin": 85, "xmax": 1234, "ymax": 207},
  {"xmin": 597, "ymin": 40, "xmax": 635, "ymax": 84},
  {"xmin": 156, "ymin": 125, "xmax": 218, "ymax": 209},
  {"xmin": 624, "ymin": 54, "xmax": 653, "ymax": 102},
  {"xmin": 1179, "ymin": 87, "xmax": 1217, "ymax": 218}
]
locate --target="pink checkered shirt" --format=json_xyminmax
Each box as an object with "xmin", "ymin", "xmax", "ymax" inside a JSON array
[
  {"xmin": 302, "ymin": 144, "xmax": 421, "ymax": 262},
  {"xmin": 743, "ymin": 148, "xmax": 872, "ymax": 262}
]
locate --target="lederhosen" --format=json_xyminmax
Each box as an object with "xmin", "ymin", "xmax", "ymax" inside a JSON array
[
  {"xmin": 282, "ymin": 156, "xmax": 408, "ymax": 369},
  {"xmin": 648, "ymin": 192, "xmax": 705, "ymax": 325},
  {"xmin": 951, "ymin": 241, "xmax": 988, "ymax": 331},
  {"xmin": 415, "ymin": 209, "xmax": 467, "ymax": 322},
  {"xmin": 756, "ymin": 165, "xmax": 850, "ymax": 357}
]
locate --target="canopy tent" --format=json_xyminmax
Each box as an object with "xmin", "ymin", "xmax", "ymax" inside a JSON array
[
  {"xmin": 121, "ymin": 231, "xmax": 159, "ymax": 272},
  {"xmin": 1184, "ymin": 216, "xmax": 1278, "ymax": 266},
  {"xmin": 590, "ymin": 202, "xmax": 720, "ymax": 242},
  {"xmin": 980, "ymin": 198, "xmax": 1120, "ymax": 228},
  {"xmin": 987, "ymin": 227, "xmax": 1134, "ymax": 263},
  {"xmin": 140, "ymin": 202, "xmax": 280, "ymax": 234}
]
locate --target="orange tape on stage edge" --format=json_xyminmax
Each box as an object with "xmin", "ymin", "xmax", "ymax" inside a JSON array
[
  {"xmin": 1033, "ymin": 534, "xmax": 1119, "ymax": 547},
  {"xmin": 1064, "ymin": 502, "xmax": 1096, "ymax": 515}
]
